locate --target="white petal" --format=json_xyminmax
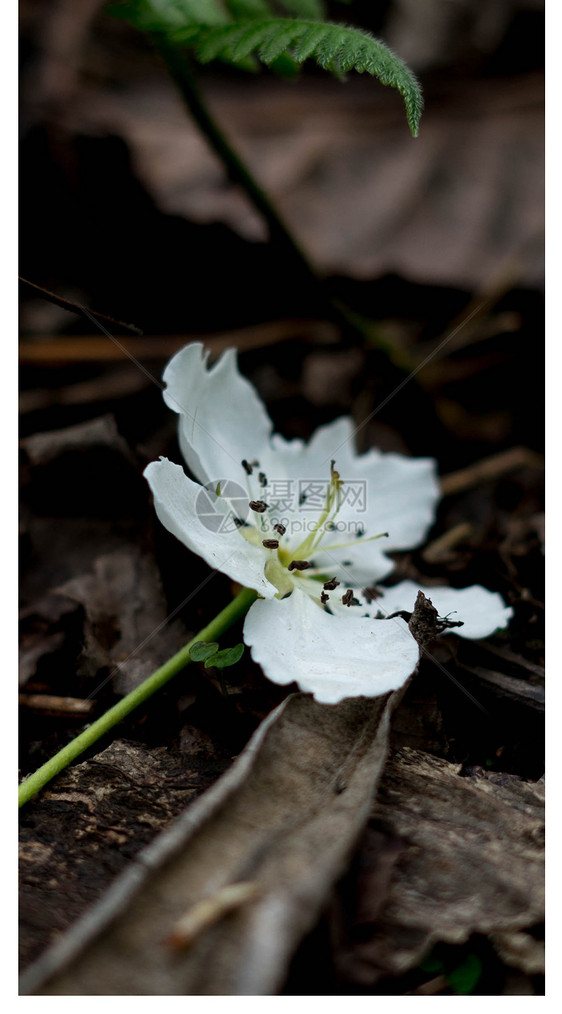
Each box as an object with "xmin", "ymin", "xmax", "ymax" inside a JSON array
[
  {"xmin": 372, "ymin": 580, "xmax": 513, "ymax": 639},
  {"xmin": 288, "ymin": 418, "xmax": 439, "ymax": 551},
  {"xmin": 349, "ymin": 451, "xmax": 439, "ymax": 554},
  {"xmin": 267, "ymin": 417, "xmax": 358, "ymax": 480},
  {"xmin": 262, "ymin": 417, "xmax": 439, "ymax": 580},
  {"xmin": 160, "ymin": 343, "xmax": 439, "ymax": 581},
  {"xmin": 144, "ymin": 458, "xmax": 277, "ymax": 598},
  {"xmin": 162, "ymin": 344, "xmax": 273, "ymax": 485},
  {"xmin": 313, "ymin": 454, "xmax": 439, "ymax": 581},
  {"xmin": 244, "ymin": 587, "xmax": 420, "ymax": 704},
  {"xmin": 309, "ymin": 542, "xmax": 395, "ymax": 586}
]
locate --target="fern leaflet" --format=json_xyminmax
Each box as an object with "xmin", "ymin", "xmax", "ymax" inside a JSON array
[{"xmin": 194, "ymin": 19, "xmax": 422, "ymax": 135}]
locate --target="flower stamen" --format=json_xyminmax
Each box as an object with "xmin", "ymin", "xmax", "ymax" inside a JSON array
[
  {"xmin": 292, "ymin": 461, "xmax": 344, "ymax": 560},
  {"xmin": 318, "ymin": 531, "xmax": 389, "ymax": 553}
]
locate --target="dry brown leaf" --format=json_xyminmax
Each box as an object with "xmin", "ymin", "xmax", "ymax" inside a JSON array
[
  {"xmin": 57, "ymin": 545, "xmax": 187, "ymax": 695},
  {"xmin": 22, "ymin": 690, "xmax": 404, "ymax": 995}
]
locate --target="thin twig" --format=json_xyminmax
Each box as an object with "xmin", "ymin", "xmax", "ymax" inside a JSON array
[
  {"xmin": 19, "ymin": 694, "xmax": 96, "ymax": 719},
  {"xmin": 19, "ymin": 277, "xmax": 143, "ymax": 336}
]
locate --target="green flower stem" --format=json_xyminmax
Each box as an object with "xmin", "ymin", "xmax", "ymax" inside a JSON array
[{"xmin": 18, "ymin": 586, "xmax": 257, "ymax": 808}]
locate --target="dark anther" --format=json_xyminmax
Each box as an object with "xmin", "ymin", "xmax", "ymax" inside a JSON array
[
  {"xmin": 362, "ymin": 585, "xmax": 379, "ymax": 603},
  {"xmin": 323, "ymin": 577, "xmax": 340, "ymax": 590},
  {"xmin": 262, "ymin": 539, "xmax": 279, "ymax": 549},
  {"xmin": 321, "ymin": 591, "xmax": 329, "ymax": 604},
  {"xmin": 249, "ymin": 500, "xmax": 268, "ymax": 513},
  {"xmin": 325, "ymin": 522, "xmax": 337, "ymax": 531},
  {"xmin": 233, "ymin": 517, "xmax": 247, "ymax": 528},
  {"xmin": 342, "ymin": 560, "xmax": 353, "ymax": 567},
  {"xmin": 355, "ymin": 527, "xmax": 365, "ymax": 538},
  {"xmin": 251, "ymin": 460, "xmax": 260, "ymax": 467},
  {"xmin": 299, "ymin": 492, "xmax": 307, "ymax": 505},
  {"xmin": 342, "ymin": 589, "xmax": 359, "ymax": 607},
  {"xmin": 274, "ymin": 523, "xmax": 286, "ymax": 536},
  {"xmin": 288, "ymin": 560, "xmax": 311, "ymax": 571},
  {"xmin": 258, "ymin": 472, "xmax": 267, "ymax": 487},
  {"xmin": 241, "ymin": 459, "xmax": 253, "ymax": 475}
]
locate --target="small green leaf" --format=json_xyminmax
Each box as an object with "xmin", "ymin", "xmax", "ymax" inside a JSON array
[
  {"xmin": 204, "ymin": 643, "xmax": 245, "ymax": 668},
  {"xmin": 448, "ymin": 954, "xmax": 482, "ymax": 995},
  {"xmin": 189, "ymin": 640, "xmax": 220, "ymax": 661}
]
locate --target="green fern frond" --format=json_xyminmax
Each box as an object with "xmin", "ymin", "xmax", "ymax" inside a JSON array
[
  {"xmin": 113, "ymin": 3, "xmax": 422, "ymax": 135},
  {"xmin": 194, "ymin": 19, "xmax": 422, "ymax": 136}
]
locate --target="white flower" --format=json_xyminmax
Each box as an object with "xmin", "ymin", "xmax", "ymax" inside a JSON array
[{"xmin": 144, "ymin": 343, "xmax": 512, "ymax": 704}]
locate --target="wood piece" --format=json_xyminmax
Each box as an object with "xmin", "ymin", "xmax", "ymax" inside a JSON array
[
  {"xmin": 18, "ymin": 319, "xmax": 337, "ymax": 364},
  {"xmin": 457, "ymin": 665, "xmax": 544, "ymax": 711},
  {"xmin": 469, "ymin": 641, "xmax": 545, "ymax": 682},
  {"xmin": 440, "ymin": 447, "xmax": 543, "ymax": 498},
  {"xmin": 19, "ymin": 368, "xmax": 149, "ymax": 414},
  {"xmin": 333, "ymin": 748, "xmax": 544, "ymax": 985},
  {"xmin": 19, "ymin": 738, "xmax": 233, "ymax": 972},
  {"xmin": 18, "ymin": 694, "xmax": 96, "ymax": 718},
  {"xmin": 21, "ymin": 689, "xmax": 407, "ymax": 995},
  {"xmin": 421, "ymin": 522, "xmax": 474, "ymax": 563},
  {"xmin": 20, "ymin": 414, "xmax": 136, "ymax": 468}
]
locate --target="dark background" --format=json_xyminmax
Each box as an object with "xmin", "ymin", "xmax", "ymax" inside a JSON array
[{"xmin": 19, "ymin": 0, "xmax": 544, "ymax": 995}]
